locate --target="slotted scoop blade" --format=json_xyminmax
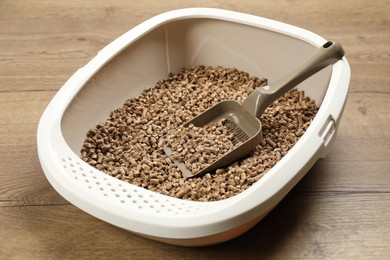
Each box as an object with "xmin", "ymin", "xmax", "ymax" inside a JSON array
[
  {"xmin": 163, "ymin": 101, "xmax": 262, "ymax": 178},
  {"xmin": 163, "ymin": 41, "xmax": 345, "ymax": 178}
]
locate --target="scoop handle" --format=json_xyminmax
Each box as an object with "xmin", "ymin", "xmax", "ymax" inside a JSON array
[{"xmin": 242, "ymin": 41, "xmax": 345, "ymax": 118}]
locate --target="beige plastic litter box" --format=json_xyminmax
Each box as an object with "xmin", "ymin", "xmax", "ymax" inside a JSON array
[{"xmin": 37, "ymin": 8, "xmax": 351, "ymax": 246}]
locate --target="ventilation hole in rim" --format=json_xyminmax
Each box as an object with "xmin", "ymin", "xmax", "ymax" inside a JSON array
[{"xmin": 61, "ymin": 156, "xmax": 211, "ymax": 215}]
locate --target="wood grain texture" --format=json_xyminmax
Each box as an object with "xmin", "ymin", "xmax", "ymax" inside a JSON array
[{"xmin": 1, "ymin": 0, "xmax": 389, "ymax": 259}]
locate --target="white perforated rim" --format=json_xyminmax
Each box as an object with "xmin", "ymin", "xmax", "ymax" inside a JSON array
[{"xmin": 37, "ymin": 8, "xmax": 350, "ymax": 240}]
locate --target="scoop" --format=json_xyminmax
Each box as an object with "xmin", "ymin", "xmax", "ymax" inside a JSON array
[{"xmin": 163, "ymin": 41, "xmax": 345, "ymax": 178}]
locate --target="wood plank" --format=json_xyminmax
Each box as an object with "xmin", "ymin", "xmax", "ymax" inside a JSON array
[
  {"xmin": 0, "ymin": 91, "xmax": 68, "ymax": 206},
  {"xmin": 0, "ymin": 193, "xmax": 389, "ymax": 259}
]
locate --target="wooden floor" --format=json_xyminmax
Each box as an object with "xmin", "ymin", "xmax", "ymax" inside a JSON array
[{"xmin": 1, "ymin": 0, "xmax": 389, "ymax": 259}]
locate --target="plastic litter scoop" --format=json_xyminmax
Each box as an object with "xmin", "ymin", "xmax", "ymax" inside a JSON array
[{"xmin": 163, "ymin": 41, "xmax": 345, "ymax": 178}]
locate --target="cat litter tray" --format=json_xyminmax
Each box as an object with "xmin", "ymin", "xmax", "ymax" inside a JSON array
[{"xmin": 37, "ymin": 8, "xmax": 350, "ymax": 246}]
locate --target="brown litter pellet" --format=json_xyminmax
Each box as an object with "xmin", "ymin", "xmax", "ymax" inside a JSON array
[
  {"xmin": 80, "ymin": 65, "xmax": 318, "ymax": 202},
  {"xmin": 165, "ymin": 119, "xmax": 238, "ymax": 174}
]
